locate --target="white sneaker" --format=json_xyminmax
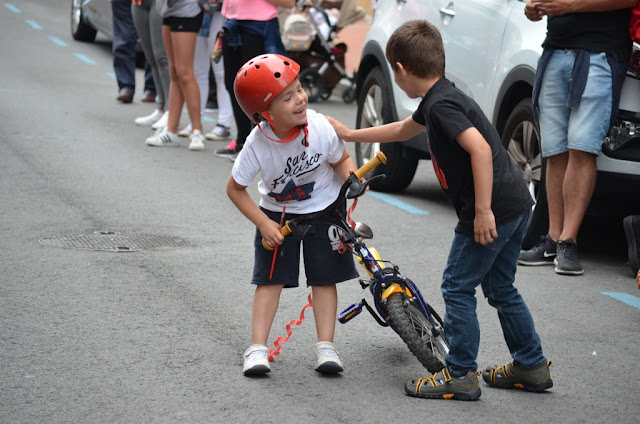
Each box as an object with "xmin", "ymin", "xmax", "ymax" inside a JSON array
[
  {"xmin": 151, "ymin": 111, "xmax": 169, "ymax": 130},
  {"xmin": 188, "ymin": 129, "xmax": 206, "ymax": 151},
  {"xmin": 314, "ymin": 341, "xmax": 343, "ymax": 374},
  {"xmin": 145, "ymin": 128, "xmax": 180, "ymax": 147},
  {"xmin": 243, "ymin": 344, "xmax": 270, "ymax": 375},
  {"xmin": 134, "ymin": 109, "xmax": 163, "ymax": 127},
  {"xmin": 205, "ymin": 124, "xmax": 232, "ymax": 141},
  {"xmin": 178, "ymin": 123, "xmax": 192, "ymax": 137}
]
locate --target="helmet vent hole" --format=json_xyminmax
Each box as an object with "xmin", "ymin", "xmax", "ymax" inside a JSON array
[
  {"xmin": 254, "ymin": 65, "xmax": 260, "ymax": 70},
  {"xmin": 274, "ymin": 72, "xmax": 281, "ymax": 78}
]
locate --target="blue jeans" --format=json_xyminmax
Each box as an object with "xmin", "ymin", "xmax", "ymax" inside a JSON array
[
  {"xmin": 441, "ymin": 210, "xmax": 547, "ymax": 376},
  {"xmin": 112, "ymin": 0, "xmax": 138, "ymax": 91}
]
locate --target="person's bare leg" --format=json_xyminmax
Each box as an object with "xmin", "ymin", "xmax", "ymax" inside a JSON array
[
  {"xmin": 559, "ymin": 149, "xmax": 597, "ymax": 242},
  {"xmin": 251, "ymin": 285, "xmax": 283, "ymax": 346},
  {"xmin": 162, "ymin": 25, "xmax": 184, "ymax": 134},
  {"xmin": 311, "ymin": 285, "xmax": 337, "ymax": 342},
  {"xmin": 545, "ymin": 152, "xmax": 569, "ymax": 242},
  {"xmin": 169, "ymin": 30, "xmax": 201, "ymax": 133}
]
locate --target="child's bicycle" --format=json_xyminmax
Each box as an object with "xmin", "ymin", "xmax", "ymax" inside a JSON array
[{"xmin": 263, "ymin": 152, "xmax": 449, "ymax": 372}]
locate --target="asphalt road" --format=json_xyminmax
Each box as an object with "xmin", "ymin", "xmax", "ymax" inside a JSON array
[{"xmin": 1, "ymin": 1, "xmax": 639, "ymax": 423}]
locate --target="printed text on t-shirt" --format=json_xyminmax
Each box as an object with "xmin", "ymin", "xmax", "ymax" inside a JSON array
[{"xmin": 272, "ymin": 151, "xmax": 323, "ymax": 189}]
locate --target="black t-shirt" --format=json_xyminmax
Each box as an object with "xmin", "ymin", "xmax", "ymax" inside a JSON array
[
  {"xmin": 412, "ymin": 77, "xmax": 533, "ymax": 235},
  {"xmin": 544, "ymin": 10, "xmax": 632, "ymax": 58}
]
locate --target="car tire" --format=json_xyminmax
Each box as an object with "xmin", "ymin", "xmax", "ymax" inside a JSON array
[
  {"xmin": 500, "ymin": 98, "xmax": 548, "ymax": 249},
  {"xmin": 71, "ymin": 0, "xmax": 97, "ymax": 42},
  {"xmin": 355, "ymin": 67, "xmax": 418, "ymax": 192}
]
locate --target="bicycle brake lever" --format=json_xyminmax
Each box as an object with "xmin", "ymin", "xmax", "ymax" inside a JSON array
[
  {"xmin": 346, "ymin": 174, "xmax": 365, "ymax": 199},
  {"xmin": 289, "ymin": 222, "xmax": 311, "ymax": 238},
  {"xmin": 347, "ymin": 174, "xmax": 387, "ymax": 199}
]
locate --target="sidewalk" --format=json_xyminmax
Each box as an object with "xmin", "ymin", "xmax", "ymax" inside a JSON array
[{"xmin": 334, "ymin": 19, "xmax": 371, "ymax": 73}]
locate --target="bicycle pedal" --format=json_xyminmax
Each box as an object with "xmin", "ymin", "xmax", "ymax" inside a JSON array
[{"xmin": 337, "ymin": 302, "xmax": 363, "ymax": 324}]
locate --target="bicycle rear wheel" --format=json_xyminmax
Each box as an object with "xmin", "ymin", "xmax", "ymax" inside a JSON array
[{"xmin": 386, "ymin": 292, "xmax": 448, "ymax": 373}]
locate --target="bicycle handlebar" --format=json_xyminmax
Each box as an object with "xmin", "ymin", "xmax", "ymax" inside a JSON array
[
  {"xmin": 354, "ymin": 151, "xmax": 387, "ymax": 179},
  {"xmin": 262, "ymin": 152, "xmax": 387, "ymax": 250}
]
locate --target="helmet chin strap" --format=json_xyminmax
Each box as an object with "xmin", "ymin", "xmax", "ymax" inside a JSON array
[{"xmin": 258, "ymin": 115, "xmax": 309, "ymax": 147}]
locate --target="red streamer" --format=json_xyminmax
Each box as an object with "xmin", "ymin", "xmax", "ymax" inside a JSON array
[
  {"xmin": 268, "ymin": 292, "xmax": 313, "ymax": 361},
  {"xmin": 269, "ymin": 206, "xmax": 287, "ymax": 280}
]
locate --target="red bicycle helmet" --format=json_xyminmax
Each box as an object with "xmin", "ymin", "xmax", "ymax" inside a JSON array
[{"xmin": 234, "ymin": 54, "xmax": 301, "ymax": 124}]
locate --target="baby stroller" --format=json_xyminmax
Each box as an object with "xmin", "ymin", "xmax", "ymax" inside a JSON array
[{"xmin": 281, "ymin": 0, "xmax": 366, "ymax": 103}]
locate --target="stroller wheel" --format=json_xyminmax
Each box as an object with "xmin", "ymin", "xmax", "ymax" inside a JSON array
[
  {"xmin": 321, "ymin": 89, "xmax": 332, "ymax": 100},
  {"xmin": 299, "ymin": 68, "xmax": 324, "ymax": 103},
  {"xmin": 342, "ymin": 88, "xmax": 355, "ymax": 104}
]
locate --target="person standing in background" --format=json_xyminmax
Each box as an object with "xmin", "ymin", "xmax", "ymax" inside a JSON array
[
  {"xmin": 146, "ymin": 0, "xmax": 206, "ymax": 151},
  {"xmin": 132, "ymin": 0, "xmax": 171, "ymax": 128},
  {"xmin": 112, "ymin": 0, "xmax": 137, "ymax": 103},
  {"xmin": 214, "ymin": 0, "xmax": 295, "ymax": 160},
  {"xmin": 517, "ymin": 0, "xmax": 635, "ymax": 275},
  {"xmin": 177, "ymin": 3, "xmax": 234, "ymax": 142},
  {"xmin": 112, "ymin": 0, "xmax": 154, "ymax": 103}
]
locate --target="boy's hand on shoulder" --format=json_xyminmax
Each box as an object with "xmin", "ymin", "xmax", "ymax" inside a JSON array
[
  {"xmin": 326, "ymin": 116, "xmax": 352, "ymax": 141},
  {"xmin": 259, "ymin": 217, "xmax": 285, "ymax": 249},
  {"xmin": 474, "ymin": 208, "xmax": 498, "ymax": 245}
]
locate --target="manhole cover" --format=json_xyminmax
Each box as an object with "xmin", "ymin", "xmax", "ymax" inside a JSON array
[{"xmin": 39, "ymin": 231, "xmax": 190, "ymax": 252}]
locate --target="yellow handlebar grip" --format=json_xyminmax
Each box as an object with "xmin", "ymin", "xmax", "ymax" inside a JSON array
[
  {"xmin": 354, "ymin": 151, "xmax": 387, "ymax": 179},
  {"xmin": 262, "ymin": 221, "xmax": 293, "ymax": 251}
]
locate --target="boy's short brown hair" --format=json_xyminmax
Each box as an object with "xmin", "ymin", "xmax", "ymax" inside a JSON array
[{"xmin": 385, "ymin": 20, "xmax": 445, "ymax": 79}]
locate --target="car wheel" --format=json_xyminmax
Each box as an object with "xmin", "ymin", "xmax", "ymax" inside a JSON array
[
  {"xmin": 71, "ymin": 0, "xmax": 97, "ymax": 42},
  {"xmin": 501, "ymin": 98, "xmax": 548, "ymax": 249},
  {"xmin": 355, "ymin": 67, "xmax": 418, "ymax": 192}
]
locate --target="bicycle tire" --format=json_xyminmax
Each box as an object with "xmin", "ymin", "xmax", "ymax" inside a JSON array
[{"xmin": 386, "ymin": 292, "xmax": 448, "ymax": 373}]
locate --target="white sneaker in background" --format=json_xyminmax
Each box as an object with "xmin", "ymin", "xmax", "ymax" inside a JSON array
[
  {"xmin": 205, "ymin": 124, "xmax": 232, "ymax": 141},
  {"xmin": 134, "ymin": 109, "xmax": 163, "ymax": 127},
  {"xmin": 145, "ymin": 128, "xmax": 180, "ymax": 147},
  {"xmin": 314, "ymin": 341, "xmax": 343, "ymax": 374},
  {"xmin": 151, "ymin": 111, "xmax": 169, "ymax": 130},
  {"xmin": 188, "ymin": 129, "xmax": 206, "ymax": 151},
  {"xmin": 178, "ymin": 123, "xmax": 192, "ymax": 137},
  {"xmin": 243, "ymin": 344, "xmax": 270, "ymax": 375}
]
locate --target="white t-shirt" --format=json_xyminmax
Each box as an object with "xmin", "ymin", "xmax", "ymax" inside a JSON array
[{"xmin": 232, "ymin": 109, "xmax": 346, "ymax": 214}]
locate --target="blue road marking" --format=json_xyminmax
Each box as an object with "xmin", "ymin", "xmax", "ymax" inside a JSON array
[
  {"xmin": 48, "ymin": 36, "xmax": 67, "ymax": 47},
  {"xmin": 367, "ymin": 191, "xmax": 430, "ymax": 215},
  {"xmin": 601, "ymin": 292, "xmax": 640, "ymax": 310},
  {"xmin": 106, "ymin": 72, "xmax": 116, "ymax": 79},
  {"xmin": 25, "ymin": 19, "xmax": 42, "ymax": 30},
  {"xmin": 74, "ymin": 53, "xmax": 97, "ymax": 65},
  {"xmin": 5, "ymin": 3, "xmax": 21, "ymax": 13}
]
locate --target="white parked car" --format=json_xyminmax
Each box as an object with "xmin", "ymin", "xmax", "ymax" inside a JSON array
[
  {"xmin": 354, "ymin": 0, "xmax": 640, "ymax": 248},
  {"xmin": 71, "ymin": 0, "xmax": 113, "ymax": 42}
]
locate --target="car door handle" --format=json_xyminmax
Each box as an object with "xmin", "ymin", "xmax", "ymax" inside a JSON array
[{"xmin": 440, "ymin": 6, "xmax": 455, "ymax": 18}]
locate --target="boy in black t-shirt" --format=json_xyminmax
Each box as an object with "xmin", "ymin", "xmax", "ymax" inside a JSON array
[{"xmin": 328, "ymin": 20, "xmax": 552, "ymax": 401}]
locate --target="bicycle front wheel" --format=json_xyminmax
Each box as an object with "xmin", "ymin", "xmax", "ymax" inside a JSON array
[{"xmin": 386, "ymin": 292, "xmax": 448, "ymax": 373}]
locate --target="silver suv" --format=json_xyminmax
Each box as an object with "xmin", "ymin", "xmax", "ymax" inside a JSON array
[{"xmin": 354, "ymin": 0, "xmax": 640, "ymax": 247}]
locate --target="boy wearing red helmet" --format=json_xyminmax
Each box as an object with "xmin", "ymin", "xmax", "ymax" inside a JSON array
[{"xmin": 226, "ymin": 54, "xmax": 358, "ymax": 376}]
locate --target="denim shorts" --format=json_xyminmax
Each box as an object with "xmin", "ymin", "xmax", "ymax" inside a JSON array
[
  {"xmin": 251, "ymin": 207, "xmax": 358, "ymax": 288},
  {"xmin": 538, "ymin": 50, "xmax": 613, "ymax": 157}
]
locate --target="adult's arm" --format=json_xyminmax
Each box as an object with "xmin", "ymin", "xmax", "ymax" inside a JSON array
[
  {"xmin": 532, "ymin": 0, "xmax": 637, "ymax": 16},
  {"xmin": 267, "ymin": 0, "xmax": 296, "ymax": 8}
]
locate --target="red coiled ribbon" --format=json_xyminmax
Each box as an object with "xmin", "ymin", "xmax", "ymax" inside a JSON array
[{"xmin": 268, "ymin": 292, "xmax": 313, "ymax": 361}]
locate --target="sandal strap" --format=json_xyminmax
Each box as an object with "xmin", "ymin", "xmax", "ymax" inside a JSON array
[{"xmin": 414, "ymin": 367, "xmax": 453, "ymax": 392}]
